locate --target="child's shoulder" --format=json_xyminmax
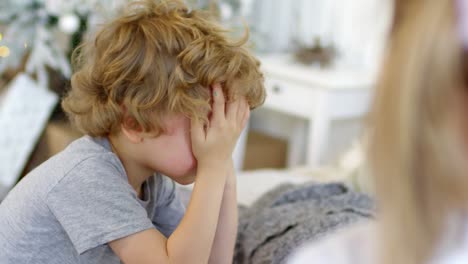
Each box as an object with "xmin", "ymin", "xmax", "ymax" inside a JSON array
[
  {"xmin": 52, "ymin": 135, "xmax": 125, "ymax": 178},
  {"xmin": 1, "ymin": 136, "xmax": 128, "ymax": 214},
  {"xmin": 44, "ymin": 135, "xmax": 119, "ymax": 169},
  {"xmin": 24, "ymin": 136, "xmax": 126, "ymax": 194}
]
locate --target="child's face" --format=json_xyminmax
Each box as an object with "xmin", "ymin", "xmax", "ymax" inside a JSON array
[{"xmin": 138, "ymin": 114, "xmax": 197, "ymax": 185}]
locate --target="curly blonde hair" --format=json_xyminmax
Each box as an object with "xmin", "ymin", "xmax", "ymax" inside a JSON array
[{"xmin": 62, "ymin": 0, "xmax": 265, "ymax": 137}]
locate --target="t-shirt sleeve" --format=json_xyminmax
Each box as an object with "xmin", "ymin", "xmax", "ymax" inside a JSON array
[
  {"xmin": 152, "ymin": 176, "xmax": 186, "ymax": 238},
  {"xmin": 45, "ymin": 156, "xmax": 154, "ymax": 255}
]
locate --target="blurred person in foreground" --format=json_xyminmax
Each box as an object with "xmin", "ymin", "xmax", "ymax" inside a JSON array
[{"xmin": 289, "ymin": 0, "xmax": 468, "ymax": 263}]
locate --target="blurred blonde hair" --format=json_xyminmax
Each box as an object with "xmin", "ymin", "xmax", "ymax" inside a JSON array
[
  {"xmin": 62, "ymin": 0, "xmax": 265, "ymax": 137},
  {"xmin": 369, "ymin": 1, "xmax": 468, "ymax": 263}
]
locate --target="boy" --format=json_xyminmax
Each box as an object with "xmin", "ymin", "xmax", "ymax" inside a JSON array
[{"xmin": 0, "ymin": 0, "xmax": 265, "ymax": 263}]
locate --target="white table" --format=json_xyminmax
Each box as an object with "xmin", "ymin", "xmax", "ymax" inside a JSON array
[{"xmin": 257, "ymin": 54, "xmax": 375, "ymax": 167}]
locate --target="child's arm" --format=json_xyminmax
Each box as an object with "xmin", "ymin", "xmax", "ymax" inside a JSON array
[
  {"xmin": 109, "ymin": 165, "xmax": 226, "ymax": 264},
  {"xmin": 208, "ymin": 160, "xmax": 239, "ymax": 264},
  {"xmin": 109, "ymin": 85, "xmax": 249, "ymax": 264},
  {"xmin": 209, "ymin": 101, "xmax": 249, "ymax": 263}
]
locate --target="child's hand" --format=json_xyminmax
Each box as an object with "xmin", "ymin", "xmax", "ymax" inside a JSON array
[{"xmin": 191, "ymin": 84, "xmax": 250, "ymax": 170}]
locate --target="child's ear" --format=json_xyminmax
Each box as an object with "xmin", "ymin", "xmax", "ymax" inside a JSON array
[{"xmin": 120, "ymin": 115, "xmax": 143, "ymax": 144}]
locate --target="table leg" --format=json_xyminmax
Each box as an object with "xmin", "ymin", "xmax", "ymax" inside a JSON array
[{"xmin": 307, "ymin": 92, "xmax": 330, "ymax": 166}]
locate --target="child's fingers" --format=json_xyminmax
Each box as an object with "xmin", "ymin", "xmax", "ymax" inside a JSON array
[
  {"xmin": 226, "ymin": 98, "xmax": 241, "ymax": 122},
  {"xmin": 190, "ymin": 118, "xmax": 205, "ymax": 143},
  {"xmin": 241, "ymin": 107, "xmax": 250, "ymax": 130},
  {"xmin": 236, "ymin": 98, "xmax": 248, "ymax": 125},
  {"xmin": 211, "ymin": 84, "xmax": 225, "ymax": 126}
]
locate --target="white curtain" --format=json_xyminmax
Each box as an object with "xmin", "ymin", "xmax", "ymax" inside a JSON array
[
  {"xmin": 329, "ymin": 0, "xmax": 393, "ymax": 69},
  {"xmin": 248, "ymin": 0, "xmax": 393, "ymax": 70}
]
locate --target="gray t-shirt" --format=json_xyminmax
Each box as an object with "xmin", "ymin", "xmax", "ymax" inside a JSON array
[{"xmin": 0, "ymin": 136, "xmax": 185, "ymax": 264}]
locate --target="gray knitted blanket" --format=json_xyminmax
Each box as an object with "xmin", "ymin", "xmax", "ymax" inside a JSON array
[{"xmin": 234, "ymin": 182, "xmax": 374, "ymax": 264}]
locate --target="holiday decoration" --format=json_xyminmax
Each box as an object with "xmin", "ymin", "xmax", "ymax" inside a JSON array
[{"xmin": 0, "ymin": 0, "xmax": 129, "ymax": 88}]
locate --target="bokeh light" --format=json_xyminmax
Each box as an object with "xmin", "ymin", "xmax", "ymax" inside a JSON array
[{"xmin": 0, "ymin": 46, "xmax": 11, "ymax": 58}]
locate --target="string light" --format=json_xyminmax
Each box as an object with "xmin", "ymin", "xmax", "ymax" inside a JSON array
[
  {"xmin": 0, "ymin": 46, "xmax": 11, "ymax": 58},
  {"xmin": 0, "ymin": 33, "xmax": 11, "ymax": 57}
]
